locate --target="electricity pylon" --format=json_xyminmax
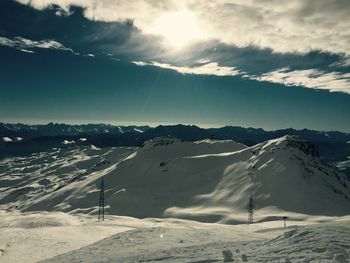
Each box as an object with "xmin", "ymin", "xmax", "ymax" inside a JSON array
[
  {"xmin": 247, "ymin": 195, "xmax": 254, "ymax": 224},
  {"xmin": 98, "ymin": 177, "xmax": 105, "ymax": 221}
]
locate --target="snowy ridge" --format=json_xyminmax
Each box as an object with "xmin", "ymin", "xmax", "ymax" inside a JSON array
[
  {"xmin": 1, "ymin": 136, "xmax": 349, "ymax": 223},
  {"xmin": 167, "ymin": 136, "xmax": 350, "ymax": 223},
  {"xmin": 0, "ymin": 146, "xmax": 135, "ymax": 211}
]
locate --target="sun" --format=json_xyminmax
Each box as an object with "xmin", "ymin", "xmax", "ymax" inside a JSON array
[{"xmin": 147, "ymin": 10, "xmax": 207, "ymax": 49}]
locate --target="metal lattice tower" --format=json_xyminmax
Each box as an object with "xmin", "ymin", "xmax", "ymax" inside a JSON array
[
  {"xmin": 98, "ymin": 177, "xmax": 105, "ymax": 221},
  {"xmin": 247, "ymin": 195, "xmax": 254, "ymax": 224}
]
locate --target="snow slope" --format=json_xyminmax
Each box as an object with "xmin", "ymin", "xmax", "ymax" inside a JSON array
[
  {"xmin": 0, "ymin": 211, "xmax": 132, "ymax": 262},
  {"xmin": 41, "ymin": 215, "xmax": 350, "ymax": 263},
  {"xmin": 167, "ymin": 136, "xmax": 350, "ymax": 222},
  {"xmin": 1, "ymin": 211, "xmax": 350, "ymax": 263},
  {"xmin": 1, "ymin": 136, "xmax": 349, "ymax": 223},
  {"xmin": 0, "ymin": 146, "xmax": 135, "ymax": 211}
]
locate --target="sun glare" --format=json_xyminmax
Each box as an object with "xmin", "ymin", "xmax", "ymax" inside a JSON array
[{"xmin": 147, "ymin": 10, "xmax": 207, "ymax": 49}]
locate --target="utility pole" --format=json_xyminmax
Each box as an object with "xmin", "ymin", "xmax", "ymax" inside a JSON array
[
  {"xmin": 98, "ymin": 177, "xmax": 105, "ymax": 222},
  {"xmin": 248, "ymin": 195, "xmax": 254, "ymax": 225}
]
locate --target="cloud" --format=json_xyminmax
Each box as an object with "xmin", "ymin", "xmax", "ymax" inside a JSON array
[
  {"xmin": 190, "ymin": 0, "xmax": 350, "ymax": 55},
  {"xmin": 6, "ymin": 0, "xmax": 349, "ymax": 71},
  {"xmin": 2, "ymin": 1, "xmax": 169, "ymax": 61},
  {"xmin": 133, "ymin": 60, "xmax": 243, "ymax": 77},
  {"xmin": 15, "ymin": 0, "xmax": 350, "ymax": 55},
  {"xmin": 197, "ymin": 58, "xmax": 211, "ymax": 64},
  {"xmin": 330, "ymin": 57, "xmax": 350, "ymax": 68},
  {"xmin": 4, "ymin": 0, "xmax": 350, "ymax": 95},
  {"xmin": 133, "ymin": 60, "xmax": 350, "ymax": 94},
  {"xmin": 0, "ymin": 36, "xmax": 75, "ymax": 53},
  {"xmin": 164, "ymin": 41, "xmax": 345, "ymax": 75},
  {"xmin": 251, "ymin": 68, "xmax": 350, "ymax": 94}
]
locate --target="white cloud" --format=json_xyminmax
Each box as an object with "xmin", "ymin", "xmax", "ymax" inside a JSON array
[
  {"xmin": 251, "ymin": 68, "xmax": 350, "ymax": 94},
  {"xmin": 133, "ymin": 60, "xmax": 242, "ymax": 76},
  {"xmin": 197, "ymin": 58, "xmax": 211, "ymax": 64},
  {"xmin": 134, "ymin": 61, "xmax": 350, "ymax": 94},
  {"xmin": 19, "ymin": 49, "xmax": 35, "ymax": 53},
  {"xmin": 15, "ymin": 0, "xmax": 350, "ymax": 55},
  {"xmin": 0, "ymin": 36, "xmax": 75, "ymax": 53}
]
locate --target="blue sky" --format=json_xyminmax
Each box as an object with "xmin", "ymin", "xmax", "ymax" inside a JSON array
[{"xmin": 1, "ymin": 0, "xmax": 350, "ymax": 131}]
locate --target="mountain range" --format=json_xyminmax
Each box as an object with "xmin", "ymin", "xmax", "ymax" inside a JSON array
[
  {"xmin": 1, "ymin": 136, "xmax": 349, "ymax": 222},
  {"xmin": 1, "ymin": 122, "xmax": 350, "ymax": 176}
]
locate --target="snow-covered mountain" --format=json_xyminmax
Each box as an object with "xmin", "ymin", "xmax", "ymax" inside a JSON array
[
  {"xmin": 0, "ymin": 122, "xmax": 150, "ymax": 137},
  {"xmin": 0, "ymin": 136, "xmax": 349, "ymax": 223},
  {"xmin": 2, "ymin": 123, "xmax": 350, "ymax": 177}
]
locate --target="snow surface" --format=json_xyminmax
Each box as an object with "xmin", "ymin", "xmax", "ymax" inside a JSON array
[
  {"xmin": 2, "ymin": 137, "xmax": 12, "ymax": 142},
  {"xmin": 337, "ymin": 157, "xmax": 350, "ymax": 172},
  {"xmin": 44, "ymin": 218, "xmax": 350, "ymax": 263},
  {"xmin": 1, "ymin": 136, "xmax": 350, "ymax": 262},
  {"xmin": 62, "ymin": 140, "xmax": 75, "ymax": 145},
  {"xmin": 0, "ymin": 211, "xmax": 132, "ymax": 262},
  {"xmin": 1, "ymin": 136, "xmax": 348, "ymax": 221},
  {"xmin": 0, "ymin": 211, "xmax": 349, "ymax": 263}
]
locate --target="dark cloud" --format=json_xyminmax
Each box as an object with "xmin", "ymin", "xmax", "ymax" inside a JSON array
[
  {"xmin": 0, "ymin": 0, "xmax": 165, "ymax": 60},
  {"xmin": 1, "ymin": 0, "xmax": 348, "ymax": 72},
  {"xmin": 159, "ymin": 40, "xmax": 344, "ymax": 75},
  {"xmin": 1, "ymin": 0, "xmax": 350, "ymax": 94}
]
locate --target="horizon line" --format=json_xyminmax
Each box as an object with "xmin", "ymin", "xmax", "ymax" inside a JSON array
[{"xmin": 0, "ymin": 119, "xmax": 349, "ymax": 134}]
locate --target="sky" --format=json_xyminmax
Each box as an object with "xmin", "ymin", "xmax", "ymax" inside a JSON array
[{"xmin": 0, "ymin": 0, "xmax": 350, "ymax": 132}]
